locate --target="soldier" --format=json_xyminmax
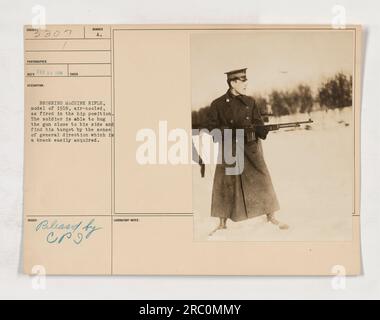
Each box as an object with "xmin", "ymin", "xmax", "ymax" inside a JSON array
[{"xmin": 206, "ymin": 68, "xmax": 289, "ymax": 235}]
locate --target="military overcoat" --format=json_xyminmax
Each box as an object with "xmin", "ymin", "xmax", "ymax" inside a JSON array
[{"xmin": 206, "ymin": 90, "xmax": 280, "ymax": 222}]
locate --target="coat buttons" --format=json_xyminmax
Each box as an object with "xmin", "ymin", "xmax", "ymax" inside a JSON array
[{"xmin": 226, "ymin": 98, "xmax": 230, "ymax": 102}]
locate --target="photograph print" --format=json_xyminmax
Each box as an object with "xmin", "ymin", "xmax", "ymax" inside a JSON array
[{"xmin": 191, "ymin": 29, "xmax": 357, "ymax": 242}]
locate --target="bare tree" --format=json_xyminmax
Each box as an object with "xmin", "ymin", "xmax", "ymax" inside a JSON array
[{"xmin": 317, "ymin": 73, "xmax": 352, "ymax": 109}]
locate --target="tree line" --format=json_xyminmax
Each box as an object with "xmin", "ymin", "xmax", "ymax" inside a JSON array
[{"xmin": 192, "ymin": 72, "xmax": 352, "ymax": 126}]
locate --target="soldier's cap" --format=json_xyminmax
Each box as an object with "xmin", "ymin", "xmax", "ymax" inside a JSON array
[{"xmin": 225, "ymin": 68, "xmax": 247, "ymax": 81}]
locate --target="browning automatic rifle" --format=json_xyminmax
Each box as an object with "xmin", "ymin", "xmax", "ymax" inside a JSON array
[{"xmin": 245, "ymin": 118, "xmax": 314, "ymax": 142}]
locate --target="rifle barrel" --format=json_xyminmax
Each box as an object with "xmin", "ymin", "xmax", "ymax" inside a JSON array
[
  {"xmin": 256, "ymin": 119, "xmax": 313, "ymax": 131},
  {"xmin": 277, "ymin": 123, "xmax": 300, "ymax": 128},
  {"xmin": 272, "ymin": 119, "xmax": 313, "ymax": 127}
]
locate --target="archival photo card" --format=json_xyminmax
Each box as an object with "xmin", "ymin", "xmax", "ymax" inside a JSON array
[{"xmin": 23, "ymin": 25, "xmax": 361, "ymax": 275}]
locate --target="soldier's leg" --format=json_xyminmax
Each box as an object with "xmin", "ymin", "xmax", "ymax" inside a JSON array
[{"xmin": 266, "ymin": 212, "xmax": 289, "ymax": 230}]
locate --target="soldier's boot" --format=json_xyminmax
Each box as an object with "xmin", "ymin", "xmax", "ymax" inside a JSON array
[
  {"xmin": 209, "ymin": 218, "xmax": 227, "ymax": 236},
  {"xmin": 267, "ymin": 213, "xmax": 289, "ymax": 230}
]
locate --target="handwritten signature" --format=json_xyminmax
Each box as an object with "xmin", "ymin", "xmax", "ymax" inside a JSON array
[{"xmin": 35, "ymin": 219, "xmax": 101, "ymax": 245}]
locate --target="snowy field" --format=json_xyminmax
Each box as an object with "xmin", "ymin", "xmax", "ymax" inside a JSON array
[{"xmin": 193, "ymin": 107, "xmax": 354, "ymax": 242}]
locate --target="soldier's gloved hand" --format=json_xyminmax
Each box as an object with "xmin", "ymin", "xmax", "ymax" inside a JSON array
[{"xmin": 254, "ymin": 120, "xmax": 269, "ymax": 140}]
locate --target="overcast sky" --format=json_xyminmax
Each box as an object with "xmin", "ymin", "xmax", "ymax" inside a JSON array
[{"xmin": 190, "ymin": 30, "xmax": 354, "ymax": 110}]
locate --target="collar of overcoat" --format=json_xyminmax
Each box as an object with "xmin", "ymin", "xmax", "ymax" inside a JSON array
[{"xmin": 226, "ymin": 90, "xmax": 252, "ymax": 107}]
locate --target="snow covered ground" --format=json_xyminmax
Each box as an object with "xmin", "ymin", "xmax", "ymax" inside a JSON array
[{"xmin": 193, "ymin": 107, "xmax": 354, "ymax": 241}]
